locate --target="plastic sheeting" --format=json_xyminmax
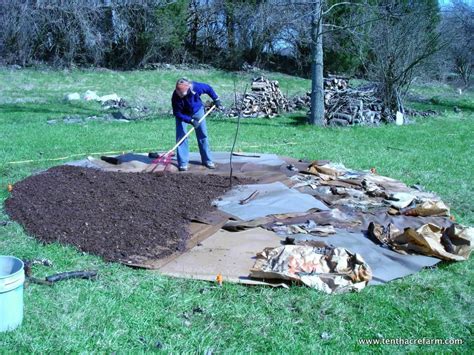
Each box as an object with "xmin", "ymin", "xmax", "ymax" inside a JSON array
[{"xmin": 214, "ymin": 182, "xmax": 329, "ymax": 221}]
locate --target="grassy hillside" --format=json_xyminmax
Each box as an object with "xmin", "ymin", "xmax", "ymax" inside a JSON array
[{"xmin": 0, "ymin": 68, "xmax": 473, "ymax": 352}]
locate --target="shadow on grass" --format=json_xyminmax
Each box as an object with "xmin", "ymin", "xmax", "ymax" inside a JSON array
[
  {"xmin": 408, "ymin": 96, "xmax": 474, "ymax": 113},
  {"xmin": 287, "ymin": 114, "xmax": 310, "ymax": 126},
  {"xmin": 210, "ymin": 113, "xmax": 310, "ymax": 128},
  {"xmin": 227, "ymin": 118, "xmax": 310, "ymax": 128}
]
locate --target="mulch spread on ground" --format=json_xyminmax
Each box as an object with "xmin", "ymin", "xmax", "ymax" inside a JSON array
[{"xmin": 5, "ymin": 165, "xmax": 239, "ymax": 262}]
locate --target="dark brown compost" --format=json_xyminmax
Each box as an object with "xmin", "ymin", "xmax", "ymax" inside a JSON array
[{"xmin": 5, "ymin": 165, "xmax": 237, "ymax": 262}]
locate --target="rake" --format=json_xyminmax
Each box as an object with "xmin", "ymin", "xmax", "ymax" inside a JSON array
[{"xmin": 144, "ymin": 105, "xmax": 216, "ymax": 173}]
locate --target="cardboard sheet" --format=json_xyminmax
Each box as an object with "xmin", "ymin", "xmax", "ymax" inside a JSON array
[
  {"xmin": 187, "ymin": 152, "xmax": 285, "ymax": 167},
  {"xmin": 68, "ymin": 151, "xmax": 285, "ymax": 171},
  {"xmin": 159, "ymin": 228, "xmax": 283, "ymax": 285},
  {"xmin": 67, "ymin": 156, "xmax": 149, "ymax": 172},
  {"xmin": 123, "ymin": 218, "xmax": 228, "ymax": 269},
  {"xmin": 159, "ymin": 227, "xmax": 441, "ymax": 287}
]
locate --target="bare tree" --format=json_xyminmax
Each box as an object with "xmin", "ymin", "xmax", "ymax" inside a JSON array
[
  {"xmin": 286, "ymin": 1, "xmax": 368, "ymax": 126},
  {"xmin": 348, "ymin": 1, "xmax": 442, "ymax": 113},
  {"xmin": 0, "ymin": 0, "xmax": 359, "ymax": 80},
  {"xmin": 309, "ymin": 0, "xmax": 325, "ymax": 125},
  {"xmin": 443, "ymin": 0, "xmax": 474, "ymax": 88},
  {"xmin": 0, "ymin": 0, "xmax": 187, "ymax": 68},
  {"xmin": 279, "ymin": 0, "xmax": 352, "ymax": 126}
]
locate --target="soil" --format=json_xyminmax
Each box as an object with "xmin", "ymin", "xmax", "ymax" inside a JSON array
[{"xmin": 5, "ymin": 165, "xmax": 240, "ymax": 263}]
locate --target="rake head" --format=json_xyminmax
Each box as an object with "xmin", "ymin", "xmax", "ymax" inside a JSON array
[{"xmin": 144, "ymin": 152, "xmax": 174, "ymax": 173}]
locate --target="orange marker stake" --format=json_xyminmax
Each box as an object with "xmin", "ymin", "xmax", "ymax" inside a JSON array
[{"xmin": 216, "ymin": 273, "xmax": 223, "ymax": 286}]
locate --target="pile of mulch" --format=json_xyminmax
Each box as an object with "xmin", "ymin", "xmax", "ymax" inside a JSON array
[{"xmin": 5, "ymin": 165, "xmax": 239, "ymax": 263}]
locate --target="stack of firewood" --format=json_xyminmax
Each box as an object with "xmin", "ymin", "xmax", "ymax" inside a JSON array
[
  {"xmin": 288, "ymin": 83, "xmax": 395, "ymax": 126},
  {"xmin": 324, "ymin": 77, "xmax": 349, "ymax": 91},
  {"xmin": 228, "ymin": 76, "xmax": 290, "ymax": 118},
  {"xmin": 228, "ymin": 76, "xmax": 353, "ymax": 120},
  {"xmin": 228, "ymin": 76, "xmax": 433, "ymax": 125},
  {"xmin": 323, "ymin": 85, "xmax": 392, "ymax": 125}
]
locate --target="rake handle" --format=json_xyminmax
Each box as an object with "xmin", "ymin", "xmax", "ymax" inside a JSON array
[{"xmin": 163, "ymin": 105, "xmax": 216, "ymax": 158}]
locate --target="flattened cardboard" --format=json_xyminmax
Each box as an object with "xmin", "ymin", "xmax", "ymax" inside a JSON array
[{"xmin": 159, "ymin": 228, "xmax": 284, "ymax": 285}]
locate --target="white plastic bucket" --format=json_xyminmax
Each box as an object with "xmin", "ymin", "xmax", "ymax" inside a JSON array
[{"xmin": 0, "ymin": 256, "xmax": 25, "ymax": 332}]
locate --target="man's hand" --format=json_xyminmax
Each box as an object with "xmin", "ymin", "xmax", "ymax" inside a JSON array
[
  {"xmin": 214, "ymin": 99, "xmax": 224, "ymax": 110},
  {"xmin": 190, "ymin": 119, "xmax": 200, "ymax": 129}
]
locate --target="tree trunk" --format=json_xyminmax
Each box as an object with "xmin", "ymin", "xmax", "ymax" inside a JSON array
[
  {"xmin": 188, "ymin": 0, "xmax": 199, "ymax": 51},
  {"xmin": 309, "ymin": 0, "xmax": 324, "ymax": 126},
  {"xmin": 458, "ymin": 63, "xmax": 471, "ymax": 89},
  {"xmin": 225, "ymin": 2, "xmax": 235, "ymax": 50},
  {"xmin": 383, "ymin": 77, "xmax": 399, "ymax": 113}
]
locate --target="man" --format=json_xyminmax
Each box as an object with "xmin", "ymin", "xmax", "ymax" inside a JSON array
[{"xmin": 172, "ymin": 78, "xmax": 222, "ymax": 171}]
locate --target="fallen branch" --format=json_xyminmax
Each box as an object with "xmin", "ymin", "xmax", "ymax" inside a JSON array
[{"xmin": 239, "ymin": 190, "xmax": 260, "ymax": 205}]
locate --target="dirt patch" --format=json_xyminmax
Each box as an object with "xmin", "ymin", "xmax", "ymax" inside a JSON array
[{"xmin": 5, "ymin": 165, "xmax": 241, "ymax": 263}]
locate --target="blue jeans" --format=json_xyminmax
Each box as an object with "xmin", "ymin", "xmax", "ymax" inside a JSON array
[{"xmin": 176, "ymin": 107, "xmax": 213, "ymax": 167}]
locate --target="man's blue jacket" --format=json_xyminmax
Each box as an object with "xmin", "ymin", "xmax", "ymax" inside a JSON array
[{"xmin": 172, "ymin": 82, "xmax": 218, "ymax": 123}]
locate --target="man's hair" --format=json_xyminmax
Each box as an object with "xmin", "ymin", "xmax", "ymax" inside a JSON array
[{"xmin": 176, "ymin": 77, "xmax": 191, "ymax": 86}]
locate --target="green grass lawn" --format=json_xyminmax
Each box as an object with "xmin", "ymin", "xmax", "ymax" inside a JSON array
[{"xmin": 0, "ymin": 68, "xmax": 473, "ymax": 352}]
